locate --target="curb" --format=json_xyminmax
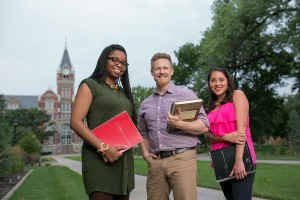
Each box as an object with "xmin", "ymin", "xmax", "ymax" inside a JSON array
[{"xmin": 2, "ymin": 169, "xmax": 33, "ymax": 200}]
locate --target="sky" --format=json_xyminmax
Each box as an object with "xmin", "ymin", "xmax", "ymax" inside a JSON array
[
  {"xmin": 0, "ymin": 0, "xmax": 292, "ymax": 97},
  {"xmin": 0, "ymin": 0, "xmax": 215, "ymax": 96}
]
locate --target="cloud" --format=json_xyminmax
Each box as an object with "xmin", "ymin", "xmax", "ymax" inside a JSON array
[{"xmin": 0, "ymin": 0, "xmax": 214, "ymax": 95}]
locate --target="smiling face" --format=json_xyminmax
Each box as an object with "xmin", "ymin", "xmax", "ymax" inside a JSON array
[
  {"xmin": 106, "ymin": 50, "xmax": 127, "ymax": 83},
  {"xmin": 209, "ymin": 71, "xmax": 228, "ymax": 101},
  {"xmin": 151, "ymin": 58, "xmax": 174, "ymax": 88}
]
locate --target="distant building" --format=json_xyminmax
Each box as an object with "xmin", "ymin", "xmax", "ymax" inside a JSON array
[
  {"xmin": 4, "ymin": 43, "xmax": 82, "ymax": 154},
  {"xmin": 4, "ymin": 95, "xmax": 39, "ymax": 110}
]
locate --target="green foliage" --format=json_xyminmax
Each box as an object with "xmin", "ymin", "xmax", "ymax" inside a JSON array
[
  {"xmin": 0, "ymin": 95, "xmax": 18, "ymax": 177},
  {"xmin": 269, "ymin": 94, "xmax": 300, "ymax": 142},
  {"xmin": 173, "ymin": 0, "xmax": 299, "ymax": 141},
  {"xmin": 284, "ymin": 95, "xmax": 300, "ymax": 114},
  {"xmin": 172, "ymin": 43, "xmax": 210, "ymax": 102},
  {"xmin": 20, "ymin": 134, "xmax": 41, "ymax": 155},
  {"xmin": 173, "ymin": 43, "xmax": 202, "ymax": 87},
  {"xmin": 0, "ymin": 94, "xmax": 12, "ymax": 177},
  {"xmin": 288, "ymin": 110, "xmax": 300, "ymax": 155},
  {"xmin": 270, "ymin": 145, "xmax": 288, "ymax": 155},
  {"xmin": 19, "ymin": 134, "xmax": 41, "ymax": 164},
  {"xmin": 9, "ymin": 146, "xmax": 25, "ymax": 174},
  {"xmin": 4, "ymin": 108, "xmax": 54, "ymax": 144},
  {"xmin": 132, "ymin": 85, "xmax": 155, "ymax": 115},
  {"xmin": 208, "ymin": 0, "xmax": 298, "ymax": 140}
]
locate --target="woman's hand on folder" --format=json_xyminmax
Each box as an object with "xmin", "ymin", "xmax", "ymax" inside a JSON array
[
  {"xmin": 105, "ymin": 146, "xmax": 127, "ymax": 163},
  {"xmin": 230, "ymin": 160, "xmax": 247, "ymax": 180}
]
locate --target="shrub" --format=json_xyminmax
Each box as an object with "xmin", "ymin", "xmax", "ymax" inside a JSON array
[
  {"xmin": 19, "ymin": 134, "xmax": 41, "ymax": 165},
  {"xmin": 0, "ymin": 119, "xmax": 12, "ymax": 178},
  {"xmin": 9, "ymin": 145, "xmax": 25, "ymax": 173}
]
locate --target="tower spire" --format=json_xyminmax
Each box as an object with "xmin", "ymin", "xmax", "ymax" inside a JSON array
[{"xmin": 65, "ymin": 37, "xmax": 67, "ymax": 49}]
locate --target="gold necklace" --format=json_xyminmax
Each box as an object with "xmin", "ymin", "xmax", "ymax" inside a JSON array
[{"xmin": 105, "ymin": 82, "xmax": 118, "ymax": 92}]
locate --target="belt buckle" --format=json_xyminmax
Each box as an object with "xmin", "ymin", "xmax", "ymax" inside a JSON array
[
  {"xmin": 163, "ymin": 151, "xmax": 171, "ymax": 158},
  {"xmin": 158, "ymin": 151, "xmax": 172, "ymax": 159}
]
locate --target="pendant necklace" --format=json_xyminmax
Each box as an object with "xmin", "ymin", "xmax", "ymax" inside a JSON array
[{"xmin": 105, "ymin": 82, "xmax": 118, "ymax": 92}]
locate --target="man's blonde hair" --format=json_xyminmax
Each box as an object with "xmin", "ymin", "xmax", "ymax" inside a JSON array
[{"xmin": 151, "ymin": 53, "xmax": 172, "ymax": 70}]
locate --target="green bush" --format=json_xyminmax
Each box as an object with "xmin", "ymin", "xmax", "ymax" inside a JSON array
[
  {"xmin": 19, "ymin": 134, "xmax": 41, "ymax": 165},
  {"xmin": 9, "ymin": 145, "xmax": 25, "ymax": 174},
  {"xmin": 270, "ymin": 145, "xmax": 289, "ymax": 155},
  {"xmin": 0, "ymin": 105, "xmax": 11, "ymax": 178},
  {"xmin": 0, "ymin": 136, "xmax": 12, "ymax": 178}
]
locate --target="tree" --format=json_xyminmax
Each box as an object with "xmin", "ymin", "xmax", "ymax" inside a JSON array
[
  {"xmin": 287, "ymin": 0, "xmax": 300, "ymax": 93},
  {"xmin": 4, "ymin": 108, "xmax": 53, "ymax": 145},
  {"xmin": 173, "ymin": 43, "xmax": 202, "ymax": 87},
  {"xmin": 278, "ymin": 94, "xmax": 300, "ymax": 137},
  {"xmin": 0, "ymin": 94, "xmax": 11, "ymax": 177},
  {"xmin": 288, "ymin": 110, "xmax": 300, "ymax": 154},
  {"xmin": 172, "ymin": 0, "xmax": 299, "ymax": 141},
  {"xmin": 132, "ymin": 86, "xmax": 155, "ymax": 115}
]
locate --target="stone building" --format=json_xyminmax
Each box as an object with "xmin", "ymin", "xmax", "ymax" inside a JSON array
[{"xmin": 4, "ymin": 44, "xmax": 82, "ymax": 154}]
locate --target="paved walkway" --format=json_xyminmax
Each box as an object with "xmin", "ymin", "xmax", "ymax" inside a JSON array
[{"xmin": 52, "ymin": 154, "xmax": 269, "ymax": 200}]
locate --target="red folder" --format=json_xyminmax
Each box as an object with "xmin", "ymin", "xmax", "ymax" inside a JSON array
[{"xmin": 91, "ymin": 111, "xmax": 143, "ymax": 153}]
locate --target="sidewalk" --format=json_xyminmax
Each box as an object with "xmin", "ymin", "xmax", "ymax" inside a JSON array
[{"xmin": 53, "ymin": 155, "xmax": 268, "ymax": 200}]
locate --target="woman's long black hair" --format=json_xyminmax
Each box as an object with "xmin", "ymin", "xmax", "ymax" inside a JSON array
[
  {"xmin": 207, "ymin": 66, "xmax": 236, "ymax": 112},
  {"xmin": 90, "ymin": 44, "xmax": 137, "ymax": 125}
]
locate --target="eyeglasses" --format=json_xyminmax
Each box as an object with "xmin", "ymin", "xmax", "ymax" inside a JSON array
[{"xmin": 107, "ymin": 57, "xmax": 129, "ymax": 68}]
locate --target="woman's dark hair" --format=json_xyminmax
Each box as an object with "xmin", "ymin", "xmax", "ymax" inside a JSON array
[
  {"xmin": 90, "ymin": 44, "xmax": 137, "ymax": 124},
  {"xmin": 207, "ymin": 66, "xmax": 235, "ymax": 112}
]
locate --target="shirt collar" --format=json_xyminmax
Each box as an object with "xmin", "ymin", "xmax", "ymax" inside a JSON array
[{"xmin": 153, "ymin": 82, "xmax": 175, "ymax": 95}]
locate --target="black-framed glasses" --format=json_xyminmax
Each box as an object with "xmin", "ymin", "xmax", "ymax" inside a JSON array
[{"xmin": 107, "ymin": 57, "xmax": 129, "ymax": 68}]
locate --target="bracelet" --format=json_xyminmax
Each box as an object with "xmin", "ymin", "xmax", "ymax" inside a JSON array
[{"xmin": 96, "ymin": 142, "xmax": 109, "ymax": 155}]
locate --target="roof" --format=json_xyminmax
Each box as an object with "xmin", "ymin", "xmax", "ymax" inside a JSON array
[
  {"xmin": 41, "ymin": 88, "xmax": 57, "ymax": 97},
  {"xmin": 60, "ymin": 48, "xmax": 72, "ymax": 69},
  {"xmin": 4, "ymin": 95, "xmax": 39, "ymax": 109}
]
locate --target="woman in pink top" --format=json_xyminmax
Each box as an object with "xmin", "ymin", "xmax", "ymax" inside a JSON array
[{"xmin": 205, "ymin": 66, "xmax": 256, "ymax": 200}]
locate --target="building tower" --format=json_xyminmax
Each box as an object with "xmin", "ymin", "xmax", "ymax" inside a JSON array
[{"xmin": 56, "ymin": 41, "xmax": 76, "ymax": 153}]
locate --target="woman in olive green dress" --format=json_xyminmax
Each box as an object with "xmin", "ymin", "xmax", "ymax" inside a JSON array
[{"xmin": 70, "ymin": 44, "xmax": 137, "ymax": 200}]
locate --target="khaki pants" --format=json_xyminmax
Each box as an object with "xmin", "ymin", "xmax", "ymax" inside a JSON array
[{"xmin": 146, "ymin": 149, "xmax": 197, "ymax": 200}]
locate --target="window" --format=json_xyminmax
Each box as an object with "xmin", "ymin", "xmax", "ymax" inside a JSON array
[
  {"xmin": 45, "ymin": 99, "xmax": 54, "ymax": 110},
  {"xmin": 61, "ymin": 124, "xmax": 71, "ymax": 145}
]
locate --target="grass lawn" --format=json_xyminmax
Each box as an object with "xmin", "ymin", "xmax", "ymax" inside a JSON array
[
  {"xmin": 12, "ymin": 154, "xmax": 299, "ymax": 200},
  {"xmin": 255, "ymin": 145, "xmax": 300, "ymax": 160},
  {"xmin": 9, "ymin": 166, "xmax": 87, "ymax": 200},
  {"xmin": 134, "ymin": 158, "xmax": 300, "ymax": 200},
  {"xmin": 64, "ymin": 156, "xmax": 82, "ymax": 161}
]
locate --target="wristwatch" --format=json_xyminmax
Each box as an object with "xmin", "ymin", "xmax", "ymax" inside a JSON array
[{"xmin": 97, "ymin": 142, "xmax": 109, "ymax": 155}]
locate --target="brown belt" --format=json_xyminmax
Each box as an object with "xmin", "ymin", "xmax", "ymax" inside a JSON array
[{"xmin": 156, "ymin": 147, "xmax": 195, "ymax": 159}]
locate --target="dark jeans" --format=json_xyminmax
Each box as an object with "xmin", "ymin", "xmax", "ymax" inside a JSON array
[{"xmin": 220, "ymin": 166, "xmax": 256, "ymax": 200}]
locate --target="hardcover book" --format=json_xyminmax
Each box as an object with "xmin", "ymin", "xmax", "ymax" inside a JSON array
[
  {"xmin": 167, "ymin": 99, "xmax": 203, "ymax": 131},
  {"xmin": 210, "ymin": 142, "xmax": 255, "ymax": 182},
  {"xmin": 91, "ymin": 111, "xmax": 143, "ymax": 153}
]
